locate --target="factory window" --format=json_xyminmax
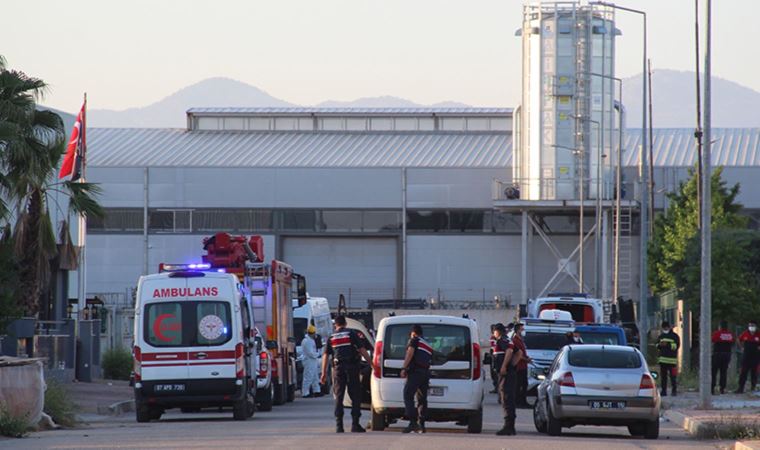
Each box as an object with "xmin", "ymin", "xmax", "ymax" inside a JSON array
[
  {"xmin": 278, "ymin": 210, "xmax": 317, "ymax": 231},
  {"xmin": 449, "ymin": 211, "xmax": 485, "ymax": 232},
  {"xmin": 194, "ymin": 209, "xmax": 273, "ymax": 232},
  {"xmin": 149, "ymin": 209, "xmax": 192, "ymax": 233},
  {"xmin": 485, "ymin": 211, "xmax": 522, "ymax": 233},
  {"xmin": 320, "ymin": 210, "xmax": 363, "ymax": 232},
  {"xmin": 362, "ymin": 211, "xmax": 402, "ymax": 232},
  {"xmin": 406, "ymin": 211, "xmax": 449, "ymax": 232},
  {"xmin": 87, "ymin": 208, "xmax": 143, "ymax": 232}
]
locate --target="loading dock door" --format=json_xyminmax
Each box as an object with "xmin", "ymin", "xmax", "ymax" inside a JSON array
[{"xmin": 282, "ymin": 237, "xmax": 397, "ymax": 308}]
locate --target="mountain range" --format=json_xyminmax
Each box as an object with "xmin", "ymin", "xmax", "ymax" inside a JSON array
[{"xmin": 65, "ymin": 70, "xmax": 760, "ymax": 129}]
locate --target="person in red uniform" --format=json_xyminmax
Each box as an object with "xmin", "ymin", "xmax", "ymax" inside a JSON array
[
  {"xmin": 737, "ymin": 321, "xmax": 760, "ymax": 394},
  {"xmin": 511, "ymin": 323, "xmax": 532, "ymax": 408},
  {"xmin": 711, "ymin": 320, "xmax": 735, "ymax": 395}
]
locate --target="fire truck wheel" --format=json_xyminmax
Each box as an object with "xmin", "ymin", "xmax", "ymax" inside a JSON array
[
  {"xmin": 273, "ymin": 383, "xmax": 286, "ymax": 405},
  {"xmin": 287, "ymin": 384, "xmax": 296, "ymax": 402},
  {"xmin": 257, "ymin": 385, "xmax": 273, "ymax": 411}
]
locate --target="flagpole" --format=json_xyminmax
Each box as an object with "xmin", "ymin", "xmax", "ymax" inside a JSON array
[{"xmin": 77, "ymin": 93, "xmax": 87, "ymax": 320}]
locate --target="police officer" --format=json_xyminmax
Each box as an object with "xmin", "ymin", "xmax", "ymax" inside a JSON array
[
  {"xmin": 493, "ymin": 323, "xmax": 522, "ymax": 436},
  {"xmin": 656, "ymin": 321, "xmax": 680, "ymax": 397},
  {"xmin": 320, "ymin": 315, "xmax": 373, "ymax": 433},
  {"xmin": 737, "ymin": 321, "xmax": 760, "ymax": 394},
  {"xmin": 400, "ymin": 324, "xmax": 432, "ymax": 434},
  {"xmin": 711, "ymin": 320, "xmax": 735, "ymax": 395}
]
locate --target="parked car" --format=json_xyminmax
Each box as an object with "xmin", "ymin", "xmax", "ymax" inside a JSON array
[
  {"xmin": 253, "ymin": 328, "xmax": 274, "ymax": 411},
  {"xmin": 575, "ymin": 324, "xmax": 627, "ymax": 346},
  {"xmin": 520, "ymin": 310, "xmax": 576, "ymax": 395},
  {"xmin": 533, "ymin": 344, "xmax": 660, "ymax": 439},
  {"xmin": 370, "ymin": 314, "xmax": 484, "ymax": 433}
]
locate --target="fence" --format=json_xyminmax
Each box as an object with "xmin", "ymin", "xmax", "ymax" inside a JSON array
[{"xmin": 90, "ymin": 290, "xmax": 136, "ymax": 352}]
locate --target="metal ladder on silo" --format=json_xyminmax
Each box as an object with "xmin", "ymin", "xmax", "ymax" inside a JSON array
[{"xmin": 615, "ymin": 204, "xmax": 634, "ymax": 301}]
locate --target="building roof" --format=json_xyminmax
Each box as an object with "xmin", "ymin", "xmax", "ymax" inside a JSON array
[
  {"xmin": 87, "ymin": 128, "xmax": 512, "ymax": 168},
  {"xmin": 186, "ymin": 107, "xmax": 513, "ymax": 117},
  {"xmin": 624, "ymin": 128, "xmax": 760, "ymax": 167},
  {"xmin": 87, "ymin": 127, "xmax": 760, "ymax": 169}
]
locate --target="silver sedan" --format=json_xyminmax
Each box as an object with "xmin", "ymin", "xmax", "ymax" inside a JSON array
[{"xmin": 533, "ymin": 344, "xmax": 661, "ymax": 439}]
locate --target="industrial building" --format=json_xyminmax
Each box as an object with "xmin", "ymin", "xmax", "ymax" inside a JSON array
[{"xmin": 84, "ymin": 106, "xmax": 760, "ymax": 311}]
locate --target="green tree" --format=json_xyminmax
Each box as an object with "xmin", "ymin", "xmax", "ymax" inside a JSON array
[
  {"xmin": 648, "ymin": 166, "xmax": 757, "ymax": 326},
  {"xmin": 0, "ymin": 56, "xmax": 103, "ymax": 316}
]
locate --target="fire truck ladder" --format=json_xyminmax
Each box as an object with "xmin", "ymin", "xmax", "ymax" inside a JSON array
[
  {"xmin": 245, "ymin": 261, "xmax": 270, "ymax": 331},
  {"xmin": 614, "ymin": 203, "xmax": 634, "ymax": 301}
]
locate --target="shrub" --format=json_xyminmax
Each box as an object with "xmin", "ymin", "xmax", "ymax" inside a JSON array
[
  {"xmin": 102, "ymin": 347, "xmax": 132, "ymax": 381},
  {"xmin": 0, "ymin": 407, "xmax": 28, "ymax": 438},
  {"xmin": 44, "ymin": 380, "xmax": 77, "ymax": 427}
]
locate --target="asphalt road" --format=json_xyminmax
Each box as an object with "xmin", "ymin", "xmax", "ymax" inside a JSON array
[{"xmin": 17, "ymin": 391, "xmax": 721, "ymax": 450}]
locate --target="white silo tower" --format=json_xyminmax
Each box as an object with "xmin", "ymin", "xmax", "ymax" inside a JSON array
[{"xmin": 513, "ymin": 1, "xmax": 619, "ymax": 201}]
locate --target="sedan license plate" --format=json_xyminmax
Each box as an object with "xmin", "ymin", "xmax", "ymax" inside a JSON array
[
  {"xmin": 154, "ymin": 384, "xmax": 186, "ymax": 393},
  {"xmin": 429, "ymin": 386, "xmax": 445, "ymax": 397},
  {"xmin": 588, "ymin": 400, "xmax": 626, "ymax": 410}
]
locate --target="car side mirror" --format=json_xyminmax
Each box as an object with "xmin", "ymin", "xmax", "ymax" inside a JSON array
[
  {"xmin": 483, "ymin": 353, "xmax": 492, "ymax": 365},
  {"xmin": 650, "ymin": 371, "xmax": 659, "ymax": 380},
  {"xmin": 266, "ymin": 340, "xmax": 278, "ymax": 350}
]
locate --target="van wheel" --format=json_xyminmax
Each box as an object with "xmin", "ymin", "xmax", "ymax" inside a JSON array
[
  {"xmin": 371, "ymin": 409, "xmax": 385, "ymax": 431},
  {"xmin": 257, "ymin": 385, "xmax": 273, "ymax": 411},
  {"xmin": 643, "ymin": 420, "xmax": 659, "ymax": 440},
  {"xmin": 628, "ymin": 423, "xmax": 645, "ymax": 436},
  {"xmin": 233, "ymin": 384, "xmax": 250, "ymax": 421},
  {"xmin": 546, "ymin": 401, "xmax": 562, "ymax": 436},
  {"xmin": 467, "ymin": 409, "xmax": 483, "ymax": 433},
  {"xmin": 273, "ymin": 383, "xmax": 286, "ymax": 405},
  {"xmin": 287, "ymin": 384, "xmax": 296, "ymax": 402},
  {"xmin": 136, "ymin": 402, "xmax": 152, "ymax": 423},
  {"xmin": 533, "ymin": 401, "xmax": 547, "ymax": 433}
]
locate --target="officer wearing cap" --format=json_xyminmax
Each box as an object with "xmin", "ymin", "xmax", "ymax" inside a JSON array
[
  {"xmin": 400, "ymin": 324, "xmax": 432, "ymax": 434},
  {"xmin": 321, "ymin": 315, "xmax": 373, "ymax": 433},
  {"xmin": 493, "ymin": 323, "xmax": 522, "ymax": 436}
]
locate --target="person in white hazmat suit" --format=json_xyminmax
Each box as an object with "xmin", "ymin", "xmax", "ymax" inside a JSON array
[{"xmin": 301, "ymin": 325, "xmax": 322, "ymax": 398}]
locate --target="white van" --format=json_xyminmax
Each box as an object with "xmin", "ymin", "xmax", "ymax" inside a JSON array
[
  {"xmin": 370, "ymin": 315, "xmax": 484, "ymax": 433},
  {"xmin": 293, "ymin": 296, "xmax": 332, "ymax": 353},
  {"xmin": 132, "ymin": 264, "xmax": 257, "ymax": 422}
]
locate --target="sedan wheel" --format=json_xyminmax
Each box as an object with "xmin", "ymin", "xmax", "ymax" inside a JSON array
[
  {"xmin": 533, "ymin": 401, "xmax": 547, "ymax": 433},
  {"xmin": 546, "ymin": 400, "xmax": 562, "ymax": 436}
]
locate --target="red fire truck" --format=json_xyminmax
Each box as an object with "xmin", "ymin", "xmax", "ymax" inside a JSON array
[{"xmin": 202, "ymin": 233, "xmax": 307, "ymax": 406}]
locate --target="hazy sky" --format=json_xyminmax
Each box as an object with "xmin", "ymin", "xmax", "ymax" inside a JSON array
[{"xmin": 3, "ymin": 0, "xmax": 758, "ymax": 112}]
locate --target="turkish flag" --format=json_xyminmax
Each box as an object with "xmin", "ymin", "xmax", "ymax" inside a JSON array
[{"xmin": 59, "ymin": 101, "xmax": 86, "ymax": 179}]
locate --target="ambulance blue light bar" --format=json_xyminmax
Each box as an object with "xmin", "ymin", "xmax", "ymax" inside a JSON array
[{"xmin": 159, "ymin": 263, "xmax": 212, "ymax": 273}]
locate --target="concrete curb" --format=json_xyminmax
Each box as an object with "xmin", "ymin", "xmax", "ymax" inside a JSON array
[
  {"xmin": 96, "ymin": 400, "xmax": 134, "ymax": 416},
  {"xmin": 663, "ymin": 410, "xmax": 710, "ymax": 438}
]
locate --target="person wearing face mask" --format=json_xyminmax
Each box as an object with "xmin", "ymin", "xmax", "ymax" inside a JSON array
[
  {"xmin": 656, "ymin": 321, "xmax": 680, "ymax": 397},
  {"xmin": 736, "ymin": 321, "xmax": 760, "ymax": 394},
  {"xmin": 511, "ymin": 323, "xmax": 532, "ymax": 408}
]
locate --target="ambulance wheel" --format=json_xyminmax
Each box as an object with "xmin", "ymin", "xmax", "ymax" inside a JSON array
[
  {"xmin": 257, "ymin": 385, "xmax": 273, "ymax": 411},
  {"xmin": 287, "ymin": 384, "xmax": 296, "ymax": 402},
  {"xmin": 233, "ymin": 385, "xmax": 251, "ymax": 421},
  {"xmin": 273, "ymin": 383, "xmax": 286, "ymax": 405},
  {"xmin": 136, "ymin": 403, "xmax": 152, "ymax": 423},
  {"xmin": 371, "ymin": 409, "xmax": 386, "ymax": 431}
]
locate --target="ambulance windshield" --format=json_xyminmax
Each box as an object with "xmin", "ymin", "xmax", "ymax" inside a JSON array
[{"xmin": 145, "ymin": 301, "xmax": 232, "ymax": 347}]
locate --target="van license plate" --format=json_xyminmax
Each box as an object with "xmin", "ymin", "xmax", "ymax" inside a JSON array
[
  {"xmin": 588, "ymin": 400, "xmax": 625, "ymax": 409},
  {"xmin": 155, "ymin": 384, "xmax": 185, "ymax": 393},
  {"xmin": 429, "ymin": 387, "xmax": 444, "ymax": 396}
]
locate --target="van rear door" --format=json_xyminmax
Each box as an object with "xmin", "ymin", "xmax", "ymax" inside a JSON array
[
  {"xmin": 141, "ymin": 279, "xmax": 190, "ymax": 381},
  {"xmin": 186, "ymin": 276, "xmax": 237, "ymax": 381},
  {"xmin": 382, "ymin": 323, "xmax": 473, "ymax": 404}
]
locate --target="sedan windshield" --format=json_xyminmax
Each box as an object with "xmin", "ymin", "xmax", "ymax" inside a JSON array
[{"xmin": 524, "ymin": 332, "xmax": 568, "ymax": 350}]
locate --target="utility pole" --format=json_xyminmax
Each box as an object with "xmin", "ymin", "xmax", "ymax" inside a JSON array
[{"xmin": 699, "ymin": 0, "xmax": 713, "ymax": 410}]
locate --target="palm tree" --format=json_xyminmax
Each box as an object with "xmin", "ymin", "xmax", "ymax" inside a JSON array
[{"xmin": 0, "ymin": 56, "xmax": 103, "ymax": 316}]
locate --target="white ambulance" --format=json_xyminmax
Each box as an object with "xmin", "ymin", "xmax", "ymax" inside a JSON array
[{"xmin": 132, "ymin": 263, "xmax": 257, "ymax": 422}]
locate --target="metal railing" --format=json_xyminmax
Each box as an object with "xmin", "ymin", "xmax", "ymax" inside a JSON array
[{"xmin": 493, "ymin": 178, "xmax": 638, "ymax": 203}]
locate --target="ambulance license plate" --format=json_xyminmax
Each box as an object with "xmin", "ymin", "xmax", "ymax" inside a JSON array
[
  {"xmin": 429, "ymin": 386, "xmax": 445, "ymax": 397},
  {"xmin": 154, "ymin": 384, "xmax": 186, "ymax": 393}
]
